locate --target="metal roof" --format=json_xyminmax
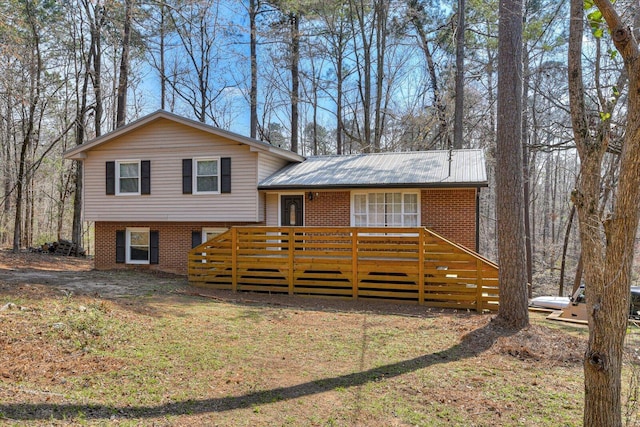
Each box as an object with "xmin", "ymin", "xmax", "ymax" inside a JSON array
[{"xmin": 258, "ymin": 149, "xmax": 488, "ymax": 189}]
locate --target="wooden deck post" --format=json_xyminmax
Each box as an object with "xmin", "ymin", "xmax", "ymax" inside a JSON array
[
  {"xmin": 352, "ymin": 229, "xmax": 358, "ymax": 300},
  {"xmin": 288, "ymin": 227, "xmax": 294, "ymax": 295},
  {"xmin": 232, "ymin": 228, "xmax": 238, "ymax": 292},
  {"xmin": 476, "ymin": 258, "xmax": 484, "ymax": 312},
  {"xmin": 419, "ymin": 228, "xmax": 425, "ymax": 305}
]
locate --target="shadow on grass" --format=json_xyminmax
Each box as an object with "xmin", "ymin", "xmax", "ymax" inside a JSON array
[{"xmin": 0, "ymin": 320, "xmax": 515, "ymax": 421}]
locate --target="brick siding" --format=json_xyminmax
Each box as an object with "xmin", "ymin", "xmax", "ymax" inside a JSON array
[
  {"xmin": 305, "ymin": 191, "xmax": 351, "ymax": 226},
  {"xmin": 95, "ymin": 221, "xmax": 260, "ymax": 275},
  {"xmin": 303, "ymin": 189, "xmax": 478, "ymax": 250},
  {"xmin": 421, "ymin": 188, "xmax": 477, "ymax": 250}
]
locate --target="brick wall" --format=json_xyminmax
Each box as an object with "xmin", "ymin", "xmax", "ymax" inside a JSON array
[
  {"xmin": 421, "ymin": 188, "xmax": 477, "ymax": 250},
  {"xmin": 95, "ymin": 221, "xmax": 260, "ymax": 275},
  {"xmin": 304, "ymin": 189, "xmax": 478, "ymax": 250},
  {"xmin": 305, "ymin": 191, "xmax": 351, "ymax": 226}
]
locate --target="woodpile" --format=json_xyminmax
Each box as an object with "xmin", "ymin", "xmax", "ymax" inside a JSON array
[{"xmin": 35, "ymin": 240, "xmax": 86, "ymax": 257}]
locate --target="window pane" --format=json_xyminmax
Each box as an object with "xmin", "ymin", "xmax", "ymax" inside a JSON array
[
  {"xmin": 120, "ymin": 177, "xmax": 139, "ymax": 193},
  {"xmin": 130, "ymin": 231, "xmax": 149, "ymax": 246},
  {"xmin": 368, "ymin": 194, "xmax": 384, "ymax": 226},
  {"xmin": 405, "ymin": 214, "xmax": 418, "ymax": 227},
  {"xmin": 354, "ymin": 214, "xmax": 367, "ymax": 226},
  {"xmin": 120, "ymin": 163, "xmax": 138, "ymax": 178},
  {"xmin": 404, "ymin": 193, "xmax": 418, "ymax": 213},
  {"xmin": 130, "ymin": 246, "xmax": 149, "ymax": 261},
  {"xmin": 353, "ymin": 194, "xmax": 367, "ymax": 214},
  {"xmin": 197, "ymin": 160, "xmax": 217, "ymax": 176},
  {"xmin": 197, "ymin": 176, "xmax": 218, "ymax": 192}
]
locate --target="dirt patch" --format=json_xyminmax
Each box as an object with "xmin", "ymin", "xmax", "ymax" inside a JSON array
[{"xmin": 0, "ymin": 249, "xmax": 188, "ymax": 298}]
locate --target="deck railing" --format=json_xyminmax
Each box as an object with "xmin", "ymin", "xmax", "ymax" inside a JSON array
[{"xmin": 188, "ymin": 227, "xmax": 499, "ymax": 312}]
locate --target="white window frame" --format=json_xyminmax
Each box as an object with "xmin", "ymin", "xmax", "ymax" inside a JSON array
[
  {"xmin": 350, "ymin": 190, "xmax": 420, "ymax": 228},
  {"xmin": 116, "ymin": 160, "xmax": 141, "ymax": 195},
  {"xmin": 126, "ymin": 227, "xmax": 150, "ymax": 264},
  {"xmin": 193, "ymin": 157, "xmax": 220, "ymax": 195}
]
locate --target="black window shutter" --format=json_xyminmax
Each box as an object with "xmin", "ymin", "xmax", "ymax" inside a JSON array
[
  {"xmin": 106, "ymin": 161, "xmax": 115, "ymax": 195},
  {"xmin": 182, "ymin": 159, "xmax": 192, "ymax": 194},
  {"xmin": 150, "ymin": 231, "xmax": 159, "ymax": 264},
  {"xmin": 141, "ymin": 160, "xmax": 151, "ymax": 194},
  {"xmin": 116, "ymin": 230, "xmax": 125, "ymax": 263},
  {"xmin": 221, "ymin": 157, "xmax": 231, "ymax": 193},
  {"xmin": 192, "ymin": 230, "xmax": 202, "ymax": 248}
]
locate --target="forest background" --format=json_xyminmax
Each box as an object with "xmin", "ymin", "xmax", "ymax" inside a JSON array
[{"xmin": 0, "ymin": 0, "xmax": 630, "ymax": 297}]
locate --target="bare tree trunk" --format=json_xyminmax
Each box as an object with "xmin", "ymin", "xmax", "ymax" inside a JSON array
[
  {"xmin": 543, "ymin": 154, "xmax": 550, "ymax": 265},
  {"xmin": 408, "ymin": 2, "xmax": 450, "ymax": 149},
  {"xmin": 350, "ymin": 0, "xmax": 372, "ymax": 151},
  {"xmin": 453, "ymin": 0, "xmax": 465, "ymax": 149},
  {"xmin": 336, "ymin": 57, "xmax": 344, "ymax": 154},
  {"xmin": 373, "ymin": 0, "xmax": 388, "ymax": 152},
  {"xmin": 522, "ymin": 41, "xmax": 533, "ymax": 295},
  {"xmin": 160, "ymin": 0, "xmax": 167, "ymax": 111},
  {"xmin": 569, "ymin": 1, "xmax": 640, "ymax": 424},
  {"xmin": 496, "ymin": 0, "xmax": 529, "ymax": 328},
  {"xmin": 558, "ymin": 204, "xmax": 576, "ymax": 296},
  {"xmin": 289, "ymin": 12, "xmax": 299, "ymax": 153},
  {"xmin": 13, "ymin": 0, "xmax": 42, "ymax": 253},
  {"xmin": 1, "ymin": 94, "xmax": 12, "ymax": 246},
  {"xmin": 116, "ymin": 0, "xmax": 133, "ymax": 128},
  {"xmin": 249, "ymin": 0, "xmax": 258, "ymax": 139},
  {"xmin": 83, "ymin": 0, "xmax": 104, "ymax": 136}
]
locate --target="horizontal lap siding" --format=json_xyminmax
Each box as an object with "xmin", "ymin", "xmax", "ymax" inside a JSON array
[
  {"xmin": 265, "ymin": 193, "xmax": 279, "ymax": 226},
  {"xmin": 83, "ymin": 119, "xmax": 263, "ymax": 222},
  {"xmin": 257, "ymin": 154, "xmax": 291, "ymax": 222}
]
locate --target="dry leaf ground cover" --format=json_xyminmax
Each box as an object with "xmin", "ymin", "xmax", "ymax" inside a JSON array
[{"xmin": 0, "ymin": 249, "xmax": 639, "ymax": 426}]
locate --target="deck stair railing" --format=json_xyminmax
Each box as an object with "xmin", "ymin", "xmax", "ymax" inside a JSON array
[{"xmin": 188, "ymin": 227, "xmax": 499, "ymax": 312}]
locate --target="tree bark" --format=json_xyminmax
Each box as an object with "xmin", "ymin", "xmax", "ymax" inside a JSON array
[
  {"xmin": 495, "ymin": 0, "xmax": 529, "ymax": 328},
  {"xmin": 558, "ymin": 204, "xmax": 576, "ymax": 297},
  {"xmin": 116, "ymin": 0, "xmax": 133, "ymax": 128},
  {"xmin": 159, "ymin": 0, "xmax": 167, "ymax": 111},
  {"xmin": 13, "ymin": 0, "xmax": 42, "ymax": 253},
  {"xmin": 569, "ymin": 0, "xmax": 640, "ymax": 424},
  {"xmin": 453, "ymin": 0, "xmax": 465, "ymax": 149},
  {"xmin": 249, "ymin": 0, "xmax": 258, "ymax": 139},
  {"xmin": 521, "ymin": 40, "xmax": 533, "ymax": 295},
  {"xmin": 408, "ymin": 1, "xmax": 450, "ymax": 149},
  {"xmin": 289, "ymin": 12, "xmax": 299, "ymax": 153}
]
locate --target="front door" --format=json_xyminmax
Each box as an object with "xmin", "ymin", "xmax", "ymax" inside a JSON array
[{"xmin": 281, "ymin": 195, "xmax": 304, "ymax": 226}]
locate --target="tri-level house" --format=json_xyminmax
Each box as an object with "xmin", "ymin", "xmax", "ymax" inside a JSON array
[{"xmin": 64, "ymin": 110, "xmax": 489, "ymax": 276}]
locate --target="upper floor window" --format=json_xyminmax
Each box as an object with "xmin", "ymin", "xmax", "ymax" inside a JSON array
[
  {"xmin": 194, "ymin": 158, "xmax": 219, "ymax": 194},
  {"xmin": 182, "ymin": 157, "xmax": 231, "ymax": 194},
  {"xmin": 352, "ymin": 191, "xmax": 419, "ymax": 227},
  {"xmin": 117, "ymin": 161, "xmax": 140, "ymax": 195},
  {"xmin": 106, "ymin": 160, "xmax": 150, "ymax": 196}
]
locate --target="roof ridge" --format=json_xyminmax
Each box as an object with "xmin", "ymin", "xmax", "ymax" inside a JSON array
[{"xmin": 307, "ymin": 149, "xmax": 482, "ymax": 159}]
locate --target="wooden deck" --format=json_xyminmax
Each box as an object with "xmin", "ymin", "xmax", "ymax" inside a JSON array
[{"xmin": 187, "ymin": 227, "xmax": 499, "ymax": 312}]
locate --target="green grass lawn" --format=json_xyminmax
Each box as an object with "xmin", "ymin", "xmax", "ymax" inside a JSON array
[{"xmin": 1, "ymin": 286, "xmax": 638, "ymax": 426}]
